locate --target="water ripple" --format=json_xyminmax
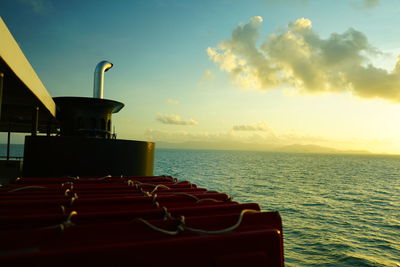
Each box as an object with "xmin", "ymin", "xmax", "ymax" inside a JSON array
[{"xmin": 155, "ymin": 150, "xmax": 400, "ymax": 267}]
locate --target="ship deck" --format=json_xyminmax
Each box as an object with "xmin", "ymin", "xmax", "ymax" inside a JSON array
[{"xmin": 0, "ymin": 175, "xmax": 284, "ymax": 266}]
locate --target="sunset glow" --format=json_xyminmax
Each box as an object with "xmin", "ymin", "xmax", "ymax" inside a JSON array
[{"xmin": 3, "ymin": 0, "xmax": 400, "ymax": 154}]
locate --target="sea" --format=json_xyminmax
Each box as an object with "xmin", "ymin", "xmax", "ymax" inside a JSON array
[{"xmin": 1, "ymin": 145, "xmax": 399, "ymax": 266}]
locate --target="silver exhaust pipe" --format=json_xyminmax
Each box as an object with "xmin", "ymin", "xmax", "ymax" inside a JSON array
[{"xmin": 93, "ymin": 61, "xmax": 113, "ymax": 99}]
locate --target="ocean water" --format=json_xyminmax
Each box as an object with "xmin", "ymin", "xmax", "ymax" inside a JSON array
[
  {"xmin": 154, "ymin": 149, "xmax": 400, "ymax": 267},
  {"xmin": 2, "ymin": 145, "xmax": 399, "ymax": 266},
  {"xmin": 0, "ymin": 144, "xmax": 24, "ymax": 159}
]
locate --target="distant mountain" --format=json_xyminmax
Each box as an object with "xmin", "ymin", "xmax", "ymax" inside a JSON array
[
  {"xmin": 275, "ymin": 144, "xmax": 370, "ymax": 154},
  {"xmin": 155, "ymin": 141, "xmax": 371, "ymax": 155},
  {"xmin": 155, "ymin": 141, "xmax": 280, "ymax": 151},
  {"xmin": 0, "ymin": 141, "xmax": 373, "ymax": 155}
]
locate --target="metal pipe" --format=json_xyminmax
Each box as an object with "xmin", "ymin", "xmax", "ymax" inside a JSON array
[
  {"xmin": 93, "ymin": 61, "xmax": 113, "ymax": 99},
  {"xmin": 32, "ymin": 106, "xmax": 39, "ymax": 136},
  {"xmin": 46, "ymin": 119, "xmax": 52, "ymax": 136},
  {"xmin": 0, "ymin": 72, "xmax": 4, "ymax": 120},
  {"xmin": 6, "ymin": 130, "xmax": 10, "ymax": 160}
]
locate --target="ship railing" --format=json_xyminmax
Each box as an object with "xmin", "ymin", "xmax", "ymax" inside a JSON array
[{"xmin": 0, "ymin": 156, "xmax": 23, "ymax": 160}]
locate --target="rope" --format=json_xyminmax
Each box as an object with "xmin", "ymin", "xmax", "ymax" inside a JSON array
[
  {"xmin": 64, "ymin": 211, "xmax": 78, "ymax": 227},
  {"xmin": 98, "ymin": 175, "xmax": 112, "ymax": 180},
  {"xmin": 135, "ymin": 218, "xmax": 180, "ymax": 236},
  {"xmin": 152, "ymin": 194, "xmax": 158, "ymax": 204},
  {"xmin": 129, "ymin": 183, "xmax": 170, "ymax": 218},
  {"xmin": 196, "ymin": 198, "xmax": 220, "ymax": 203},
  {"xmin": 139, "ymin": 183, "xmax": 168, "ymax": 188},
  {"xmin": 137, "ymin": 209, "xmax": 261, "ymax": 235},
  {"xmin": 153, "ymin": 201, "xmax": 160, "ymax": 208},
  {"xmin": 128, "ymin": 178, "xmax": 189, "ymax": 223},
  {"xmin": 150, "ymin": 184, "xmax": 170, "ymax": 194},
  {"xmin": 61, "ymin": 182, "xmax": 74, "ymax": 190},
  {"xmin": 70, "ymin": 194, "xmax": 79, "ymax": 206},
  {"xmin": 126, "ymin": 179, "xmax": 141, "ymax": 189},
  {"xmin": 66, "ymin": 176, "xmax": 80, "ymax": 180},
  {"xmin": 127, "ymin": 180, "xmax": 163, "ymax": 211},
  {"xmin": 64, "ymin": 188, "xmax": 72, "ymax": 196},
  {"xmin": 40, "ymin": 210, "xmax": 78, "ymax": 232},
  {"xmin": 60, "ymin": 205, "xmax": 66, "ymax": 215},
  {"xmin": 171, "ymin": 192, "xmax": 200, "ymax": 201},
  {"xmin": 127, "ymin": 180, "xmax": 171, "ymax": 194},
  {"xmin": 8, "ymin": 186, "xmax": 47, "ymax": 192},
  {"xmin": 162, "ymin": 207, "xmax": 173, "ymax": 220},
  {"xmin": 184, "ymin": 209, "xmax": 260, "ymax": 234}
]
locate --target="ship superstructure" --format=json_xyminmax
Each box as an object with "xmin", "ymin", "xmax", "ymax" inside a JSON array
[{"xmin": 0, "ymin": 17, "xmax": 284, "ymax": 266}]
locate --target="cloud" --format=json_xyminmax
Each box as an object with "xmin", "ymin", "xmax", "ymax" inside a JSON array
[
  {"xmin": 203, "ymin": 69, "xmax": 215, "ymax": 80},
  {"xmin": 355, "ymin": 0, "xmax": 380, "ymax": 9},
  {"xmin": 18, "ymin": 0, "xmax": 53, "ymax": 14},
  {"xmin": 144, "ymin": 128, "xmax": 387, "ymax": 153},
  {"xmin": 208, "ymin": 16, "xmax": 400, "ymax": 102},
  {"xmin": 145, "ymin": 129, "xmax": 279, "ymax": 146},
  {"xmin": 363, "ymin": 0, "xmax": 380, "ymax": 8},
  {"xmin": 146, "ymin": 129, "xmax": 235, "ymax": 143},
  {"xmin": 233, "ymin": 121, "xmax": 269, "ymax": 131},
  {"xmin": 165, "ymin": 99, "xmax": 179, "ymax": 105},
  {"xmin": 157, "ymin": 114, "xmax": 198, "ymax": 126}
]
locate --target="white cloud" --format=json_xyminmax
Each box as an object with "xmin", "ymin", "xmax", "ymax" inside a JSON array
[
  {"xmin": 146, "ymin": 129, "xmax": 235, "ymax": 143},
  {"xmin": 203, "ymin": 69, "xmax": 215, "ymax": 80},
  {"xmin": 355, "ymin": 0, "xmax": 380, "ymax": 9},
  {"xmin": 156, "ymin": 114, "xmax": 198, "ymax": 126},
  {"xmin": 233, "ymin": 121, "xmax": 269, "ymax": 131},
  {"xmin": 148, "ymin": 121, "xmax": 279, "ymax": 145},
  {"xmin": 208, "ymin": 16, "xmax": 400, "ymax": 102},
  {"xmin": 145, "ymin": 129, "xmax": 279, "ymax": 147}
]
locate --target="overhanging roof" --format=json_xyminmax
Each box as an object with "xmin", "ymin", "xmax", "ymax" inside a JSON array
[{"xmin": 0, "ymin": 17, "xmax": 56, "ymax": 133}]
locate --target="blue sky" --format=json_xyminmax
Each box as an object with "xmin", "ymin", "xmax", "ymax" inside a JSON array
[{"xmin": 3, "ymin": 0, "xmax": 400, "ymax": 153}]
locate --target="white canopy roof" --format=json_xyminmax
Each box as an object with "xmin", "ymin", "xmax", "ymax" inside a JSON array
[{"xmin": 0, "ymin": 17, "xmax": 56, "ymax": 132}]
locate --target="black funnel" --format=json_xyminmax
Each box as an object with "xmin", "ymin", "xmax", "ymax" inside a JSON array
[{"xmin": 53, "ymin": 97, "xmax": 124, "ymax": 139}]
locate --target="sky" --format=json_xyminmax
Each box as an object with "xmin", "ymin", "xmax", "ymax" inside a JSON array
[{"xmin": 2, "ymin": 0, "xmax": 400, "ymax": 154}]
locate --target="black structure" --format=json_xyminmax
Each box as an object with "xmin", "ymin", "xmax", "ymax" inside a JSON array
[
  {"xmin": 53, "ymin": 96, "xmax": 124, "ymax": 139},
  {"xmin": 23, "ymin": 61, "xmax": 155, "ymax": 177},
  {"xmin": 23, "ymin": 136, "xmax": 154, "ymax": 177}
]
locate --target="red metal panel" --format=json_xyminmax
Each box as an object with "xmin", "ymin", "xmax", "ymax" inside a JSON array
[{"xmin": 0, "ymin": 175, "xmax": 284, "ymax": 266}]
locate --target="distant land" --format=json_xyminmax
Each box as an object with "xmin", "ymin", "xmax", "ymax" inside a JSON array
[
  {"xmin": 0, "ymin": 142, "xmax": 376, "ymax": 156},
  {"xmin": 275, "ymin": 144, "xmax": 370, "ymax": 155},
  {"xmin": 155, "ymin": 141, "xmax": 371, "ymax": 155}
]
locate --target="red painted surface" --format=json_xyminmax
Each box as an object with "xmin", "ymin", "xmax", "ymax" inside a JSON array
[{"xmin": 0, "ymin": 176, "xmax": 284, "ymax": 266}]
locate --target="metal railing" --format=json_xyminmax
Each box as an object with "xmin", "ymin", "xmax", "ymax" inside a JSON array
[{"xmin": 0, "ymin": 156, "xmax": 23, "ymax": 160}]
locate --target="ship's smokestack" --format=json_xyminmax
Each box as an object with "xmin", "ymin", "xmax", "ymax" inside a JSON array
[
  {"xmin": 24, "ymin": 60, "xmax": 154, "ymax": 178},
  {"xmin": 93, "ymin": 60, "xmax": 113, "ymax": 99}
]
